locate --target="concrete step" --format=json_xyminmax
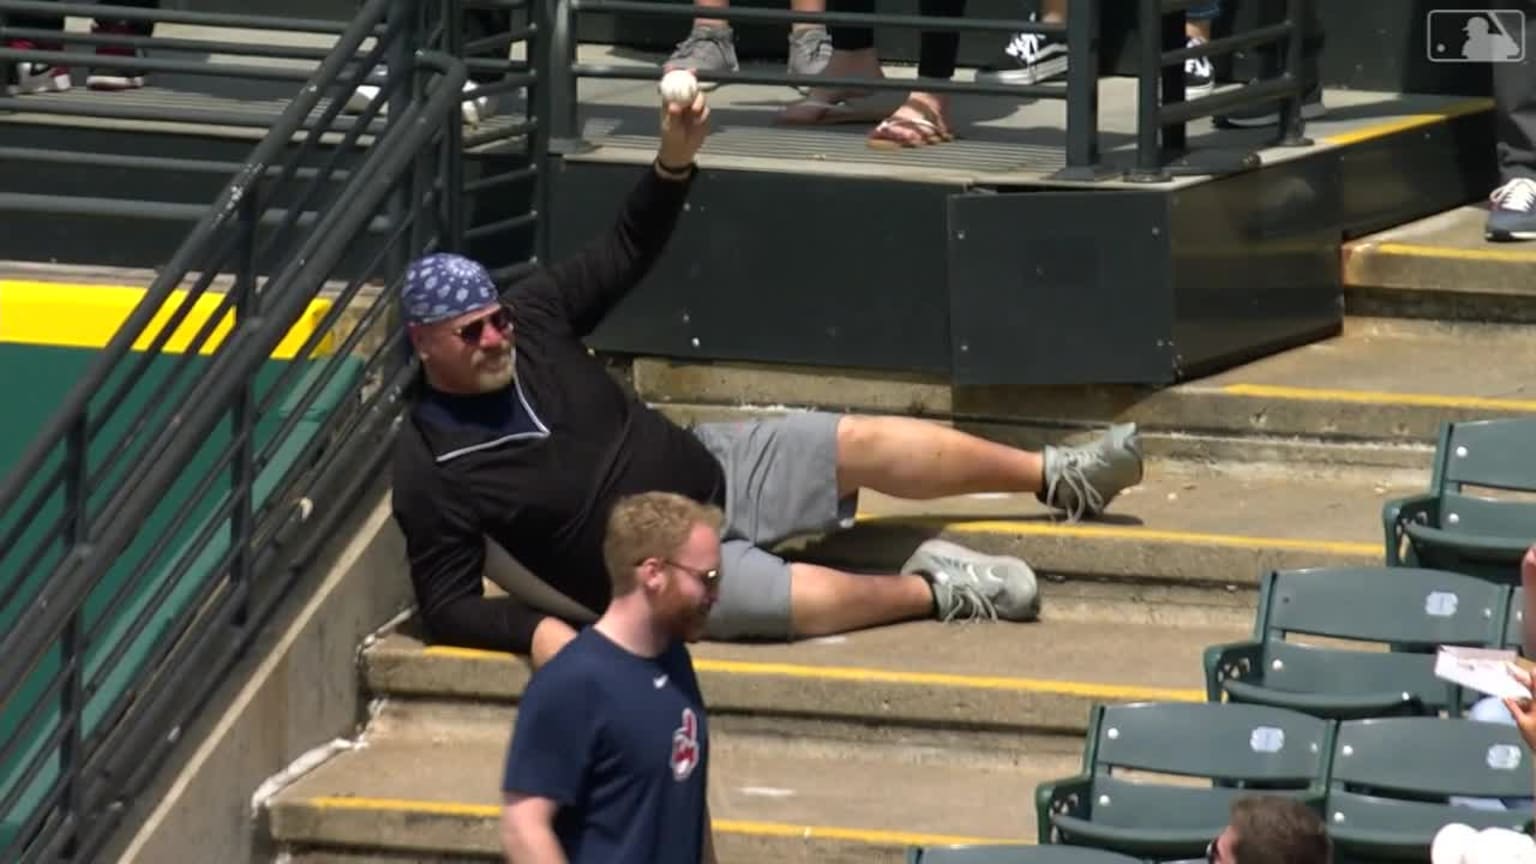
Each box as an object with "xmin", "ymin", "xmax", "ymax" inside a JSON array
[
  {"xmin": 632, "ymin": 317, "xmax": 1536, "ymax": 470},
  {"xmin": 1343, "ymin": 206, "xmax": 1536, "ymax": 323},
  {"xmin": 266, "ymin": 700, "xmax": 1074, "ymax": 863},
  {"xmin": 809, "ymin": 461, "xmax": 1411, "ymax": 597},
  {"xmin": 365, "ymin": 615, "xmax": 1240, "ymax": 740}
]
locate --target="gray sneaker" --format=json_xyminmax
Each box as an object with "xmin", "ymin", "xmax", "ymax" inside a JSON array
[
  {"xmin": 1038, "ymin": 422, "xmax": 1144, "ymax": 522},
  {"xmin": 664, "ymin": 25, "xmax": 739, "ymax": 88},
  {"xmin": 903, "ymin": 539, "xmax": 1040, "ymax": 623},
  {"xmin": 786, "ymin": 26, "xmax": 831, "ymax": 91}
]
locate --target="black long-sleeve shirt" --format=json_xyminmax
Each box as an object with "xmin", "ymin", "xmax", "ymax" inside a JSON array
[{"xmin": 389, "ymin": 165, "xmax": 726, "ymax": 653}]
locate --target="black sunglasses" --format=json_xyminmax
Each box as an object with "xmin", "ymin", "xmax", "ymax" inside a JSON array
[
  {"xmin": 664, "ymin": 559, "xmax": 721, "ymax": 587},
  {"xmin": 453, "ymin": 304, "xmax": 513, "ymax": 344}
]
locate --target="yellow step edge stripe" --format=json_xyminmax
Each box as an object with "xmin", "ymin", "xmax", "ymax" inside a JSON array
[
  {"xmin": 420, "ymin": 646, "xmax": 1205, "ymax": 703},
  {"xmin": 847, "ymin": 515, "xmax": 1380, "ymax": 557},
  {"xmin": 1219, "ymin": 383, "xmax": 1536, "ymax": 413},
  {"xmin": 300, "ymin": 796, "xmax": 1026, "ymax": 847},
  {"xmin": 1366, "ymin": 241, "xmax": 1536, "ymax": 264},
  {"xmin": 1322, "ymin": 97, "xmax": 1492, "ymax": 146},
  {"xmin": 0, "ymin": 280, "xmax": 335, "ymax": 359}
]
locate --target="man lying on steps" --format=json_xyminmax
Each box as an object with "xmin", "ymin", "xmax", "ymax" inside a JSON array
[{"xmin": 388, "ymin": 85, "xmax": 1145, "ymax": 667}]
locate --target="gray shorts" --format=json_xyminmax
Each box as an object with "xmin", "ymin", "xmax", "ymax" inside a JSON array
[{"xmin": 689, "ymin": 412, "xmax": 857, "ymax": 641}]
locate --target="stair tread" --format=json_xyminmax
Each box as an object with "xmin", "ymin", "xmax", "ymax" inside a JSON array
[
  {"xmin": 374, "ymin": 615, "xmax": 1240, "ymax": 696},
  {"xmin": 852, "ymin": 459, "xmax": 1414, "ymax": 546},
  {"xmin": 1344, "ymin": 206, "xmax": 1536, "ymax": 297},
  {"xmin": 636, "ymin": 318, "xmax": 1536, "ymax": 448},
  {"xmin": 267, "ymin": 701, "xmax": 1073, "ymax": 855}
]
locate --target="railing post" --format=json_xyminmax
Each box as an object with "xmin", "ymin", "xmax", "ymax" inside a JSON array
[
  {"xmin": 59, "ymin": 416, "xmax": 89, "ymax": 857},
  {"xmin": 1127, "ymin": 0, "xmax": 1169, "ymax": 182},
  {"xmin": 1056, "ymin": 0, "xmax": 1104, "ymax": 180},
  {"xmin": 438, "ymin": 0, "xmax": 465, "ymax": 253},
  {"xmin": 526, "ymin": 0, "xmax": 555, "ymax": 263},
  {"xmin": 544, "ymin": 0, "xmax": 586, "ymax": 152},
  {"xmin": 1275, "ymin": 0, "xmax": 1312, "ymax": 147},
  {"xmin": 230, "ymin": 186, "xmax": 259, "ymax": 628}
]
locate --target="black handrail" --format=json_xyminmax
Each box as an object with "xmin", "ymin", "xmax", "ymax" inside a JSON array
[
  {"xmin": 0, "ymin": 0, "xmax": 543, "ymax": 858},
  {"xmin": 545, "ymin": 0, "xmax": 1104, "ymax": 176},
  {"xmin": 1129, "ymin": 0, "xmax": 1313, "ymax": 181}
]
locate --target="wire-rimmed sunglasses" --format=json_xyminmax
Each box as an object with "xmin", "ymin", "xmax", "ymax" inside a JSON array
[
  {"xmin": 453, "ymin": 304, "xmax": 513, "ymax": 345},
  {"xmin": 664, "ymin": 559, "xmax": 721, "ymax": 588}
]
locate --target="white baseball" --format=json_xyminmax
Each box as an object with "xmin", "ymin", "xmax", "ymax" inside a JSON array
[{"xmin": 659, "ymin": 69, "xmax": 699, "ymax": 106}]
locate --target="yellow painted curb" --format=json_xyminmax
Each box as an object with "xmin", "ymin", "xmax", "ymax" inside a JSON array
[
  {"xmin": 1220, "ymin": 383, "xmax": 1536, "ymax": 414},
  {"xmin": 419, "ymin": 645, "xmax": 1206, "ymax": 703},
  {"xmin": 1366, "ymin": 241, "xmax": 1536, "ymax": 265},
  {"xmin": 1323, "ymin": 97, "xmax": 1492, "ymax": 146},
  {"xmin": 0, "ymin": 280, "xmax": 334, "ymax": 359},
  {"xmin": 300, "ymin": 796, "xmax": 1026, "ymax": 847},
  {"xmin": 847, "ymin": 515, "xmax": 1380, "ymax": 558}
]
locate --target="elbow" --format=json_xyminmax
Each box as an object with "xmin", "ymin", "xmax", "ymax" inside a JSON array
[{"xmin": 500, "ymin": 808, "xmax": 530, "ymax": 862}]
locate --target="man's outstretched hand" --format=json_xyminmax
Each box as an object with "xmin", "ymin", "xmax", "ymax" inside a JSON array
[{"xmin": 658, "ymin": 90, "xmax": 710, "ymax": 171}]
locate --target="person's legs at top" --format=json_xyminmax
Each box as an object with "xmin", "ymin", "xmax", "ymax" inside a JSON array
[
  {"xmin": 3, "ymin": 0, "xmax": 70, "ymax": 95},
  {"xmin": 867, "ymin": 0, "xmax": 966, "ymax": 148},
  {"xmin": 86, "ymin": 0, "xmax": 157, "ymax": 91},
  {"xmin": 774, "ymin": 0, "xmax": 898, "ymax": 125},
  {"xmin": 1183, "ymin": 0, "xmax": 1219, "ymax": 98},
  {"xmin": 1487, "ymin": 3, "xmax": 1536, "ymax": 240},
  {"xmin": 975, "ymin": 0, "xmax": 1069, "ymax": 87},
  {"xmin": 663, "ymin": 0, "xmax": 832, "ymax": 88},
  {"xmin": 1213, "ymin": 0, "xmax": 1326, "ymax": 128}
]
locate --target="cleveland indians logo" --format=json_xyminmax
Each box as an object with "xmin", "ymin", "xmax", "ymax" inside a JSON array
[{"xmin": 670, "ymin": 708, "xmax": 700, "ymax": 781}]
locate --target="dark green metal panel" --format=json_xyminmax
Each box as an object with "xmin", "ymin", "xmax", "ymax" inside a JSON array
[
  {"xmin": 0, "ymin": 344, "xmax": 361, "ymax": 850},
  {"xmin": 558, "ymin": 160, "xmax": 960, "ymax": 374},
  {"xmin": 945, "ymin": 189, "xmax": 1175, "ymax": 385}
]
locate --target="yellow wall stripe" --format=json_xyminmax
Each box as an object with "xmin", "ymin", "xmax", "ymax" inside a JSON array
[
  {"xmin": 0, "ymin": 280, "xmax": 335, "ymax": 359},
  {"xmin": 1322, "ymin": 97, "xmax": 1492, "ymax": 146},
  {"xmin": 849, "ymin": 515, "xmax": 1380, "ymax": 557},
  {"xmin": 419, "ymin": 645, "xmax": 1204, "ymax": 702},
  {"xmin": 1220, "ymin": 383, "xmax": 1536, "ymax": 413},
  {"xmin": 1366, "ymin": 241, "xmax": 1536, "ymax": 264},
  {"xmin": 299, "ymin": 796, "xmax": 1025, "ymax": 846}
]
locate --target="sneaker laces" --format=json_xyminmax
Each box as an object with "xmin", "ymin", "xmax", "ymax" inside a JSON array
[
  {"xmin": 674, "ymin": 26, "xmax": 728, "ymax": 60},
  {"xmin": 792, "ymin": 27, "xmax": 832, "ymax": 66},
  {"xmin": 938, "ymin": 576, "xmax": 1000, "ymax": 624},
  {"xmin": 926, "ymin": 557, "xmax": 1003, "ymax": 623},
  {"xmin": 1492, "ymin": 178, "xmax": 1536, "ymax": 213},
  {"xmin": 1045, "ymin": 447, "xmax": 1108, "ymax": 523}
]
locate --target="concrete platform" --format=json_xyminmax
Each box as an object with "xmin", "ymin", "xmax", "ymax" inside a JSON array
[
  {"xmin": 266, "ymin": 700, "xmax": 1074, "ymax": 862},
  {"xmin": 365, "ymin": 614, "xmax": 1237, "ymax": 740},
  {"xmin": 564, "ymin": 46, "xmax": 1490, "ymax": 188},
  {"xmin": 1342, "ymin": 206, "xmax": 1536, "ymax": 322},
  {"xmin": 634, "ymin": 317, "xmax": 1536, "ymax": 457}
]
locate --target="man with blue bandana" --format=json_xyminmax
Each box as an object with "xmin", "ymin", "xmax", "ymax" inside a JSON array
[{"xmin": 390, "ymin": 86, "xmax": 1145, "ymax": 666}]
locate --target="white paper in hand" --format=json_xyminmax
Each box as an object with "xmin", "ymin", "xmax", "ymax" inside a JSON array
[{"xmin": 1434, "ymin": 646, "xmax": 1532, "ymax": 700}]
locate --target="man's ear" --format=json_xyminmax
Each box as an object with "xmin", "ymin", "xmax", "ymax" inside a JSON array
[{"xmin": 406, "ymin": 324, "xmax": 430, "ymax": 361}]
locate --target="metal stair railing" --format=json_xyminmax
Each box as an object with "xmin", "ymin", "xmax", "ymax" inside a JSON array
[{"xmin": 0, "ymin": 0, "xmax": 543, "ymax": 859}]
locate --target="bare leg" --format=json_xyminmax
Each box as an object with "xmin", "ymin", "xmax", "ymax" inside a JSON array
[
  {"xmin": 1041, "ymin": 0, "xmax": 1067, "ymax": 22},
  {"xmin": 791, "ymin": 0, "xmax": 825, "ymax": 33},
  {"xmin": 835, "ymin": 415, "xmax": 1043, "ymax": 499},
  {"xmin": 693, "ymin": 0, "xmax": 728, "ymax": 29},
  {"xmin": 789, "ymin": 562, "xmax": 934, "ymax": 636},
  {"xmin": 1187, "ymin": 17, "xmax": 1212, "ymax": 40}
]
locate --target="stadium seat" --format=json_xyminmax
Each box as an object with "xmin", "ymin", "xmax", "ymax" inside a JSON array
[
  {"xmin": 1203, "ymin": 567, "xmax": 1509, "ymax": 719},
  {"xmin": 906, "ymin": 845, "xmax": 1145, "ymax": 863},
  {"xmin": 1036, "ymin": 702, "xmax": 1331, "ymax": 860},
  {"xmin": 1383, "ymin": 418, "xmax": 1536, "ymax": 584},
  {"xmin": 1504, "ymin": 586, "xmax": 1526, "ymax": 653},
  {"xmin": 1326, "ymin": 716, "xmax": 1535, "ymax": 860}
]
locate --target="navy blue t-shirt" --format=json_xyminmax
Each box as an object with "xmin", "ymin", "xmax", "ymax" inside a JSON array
[{"xmin": 502, "ymin": 628, "xmax": 709, "ymax": 863}]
